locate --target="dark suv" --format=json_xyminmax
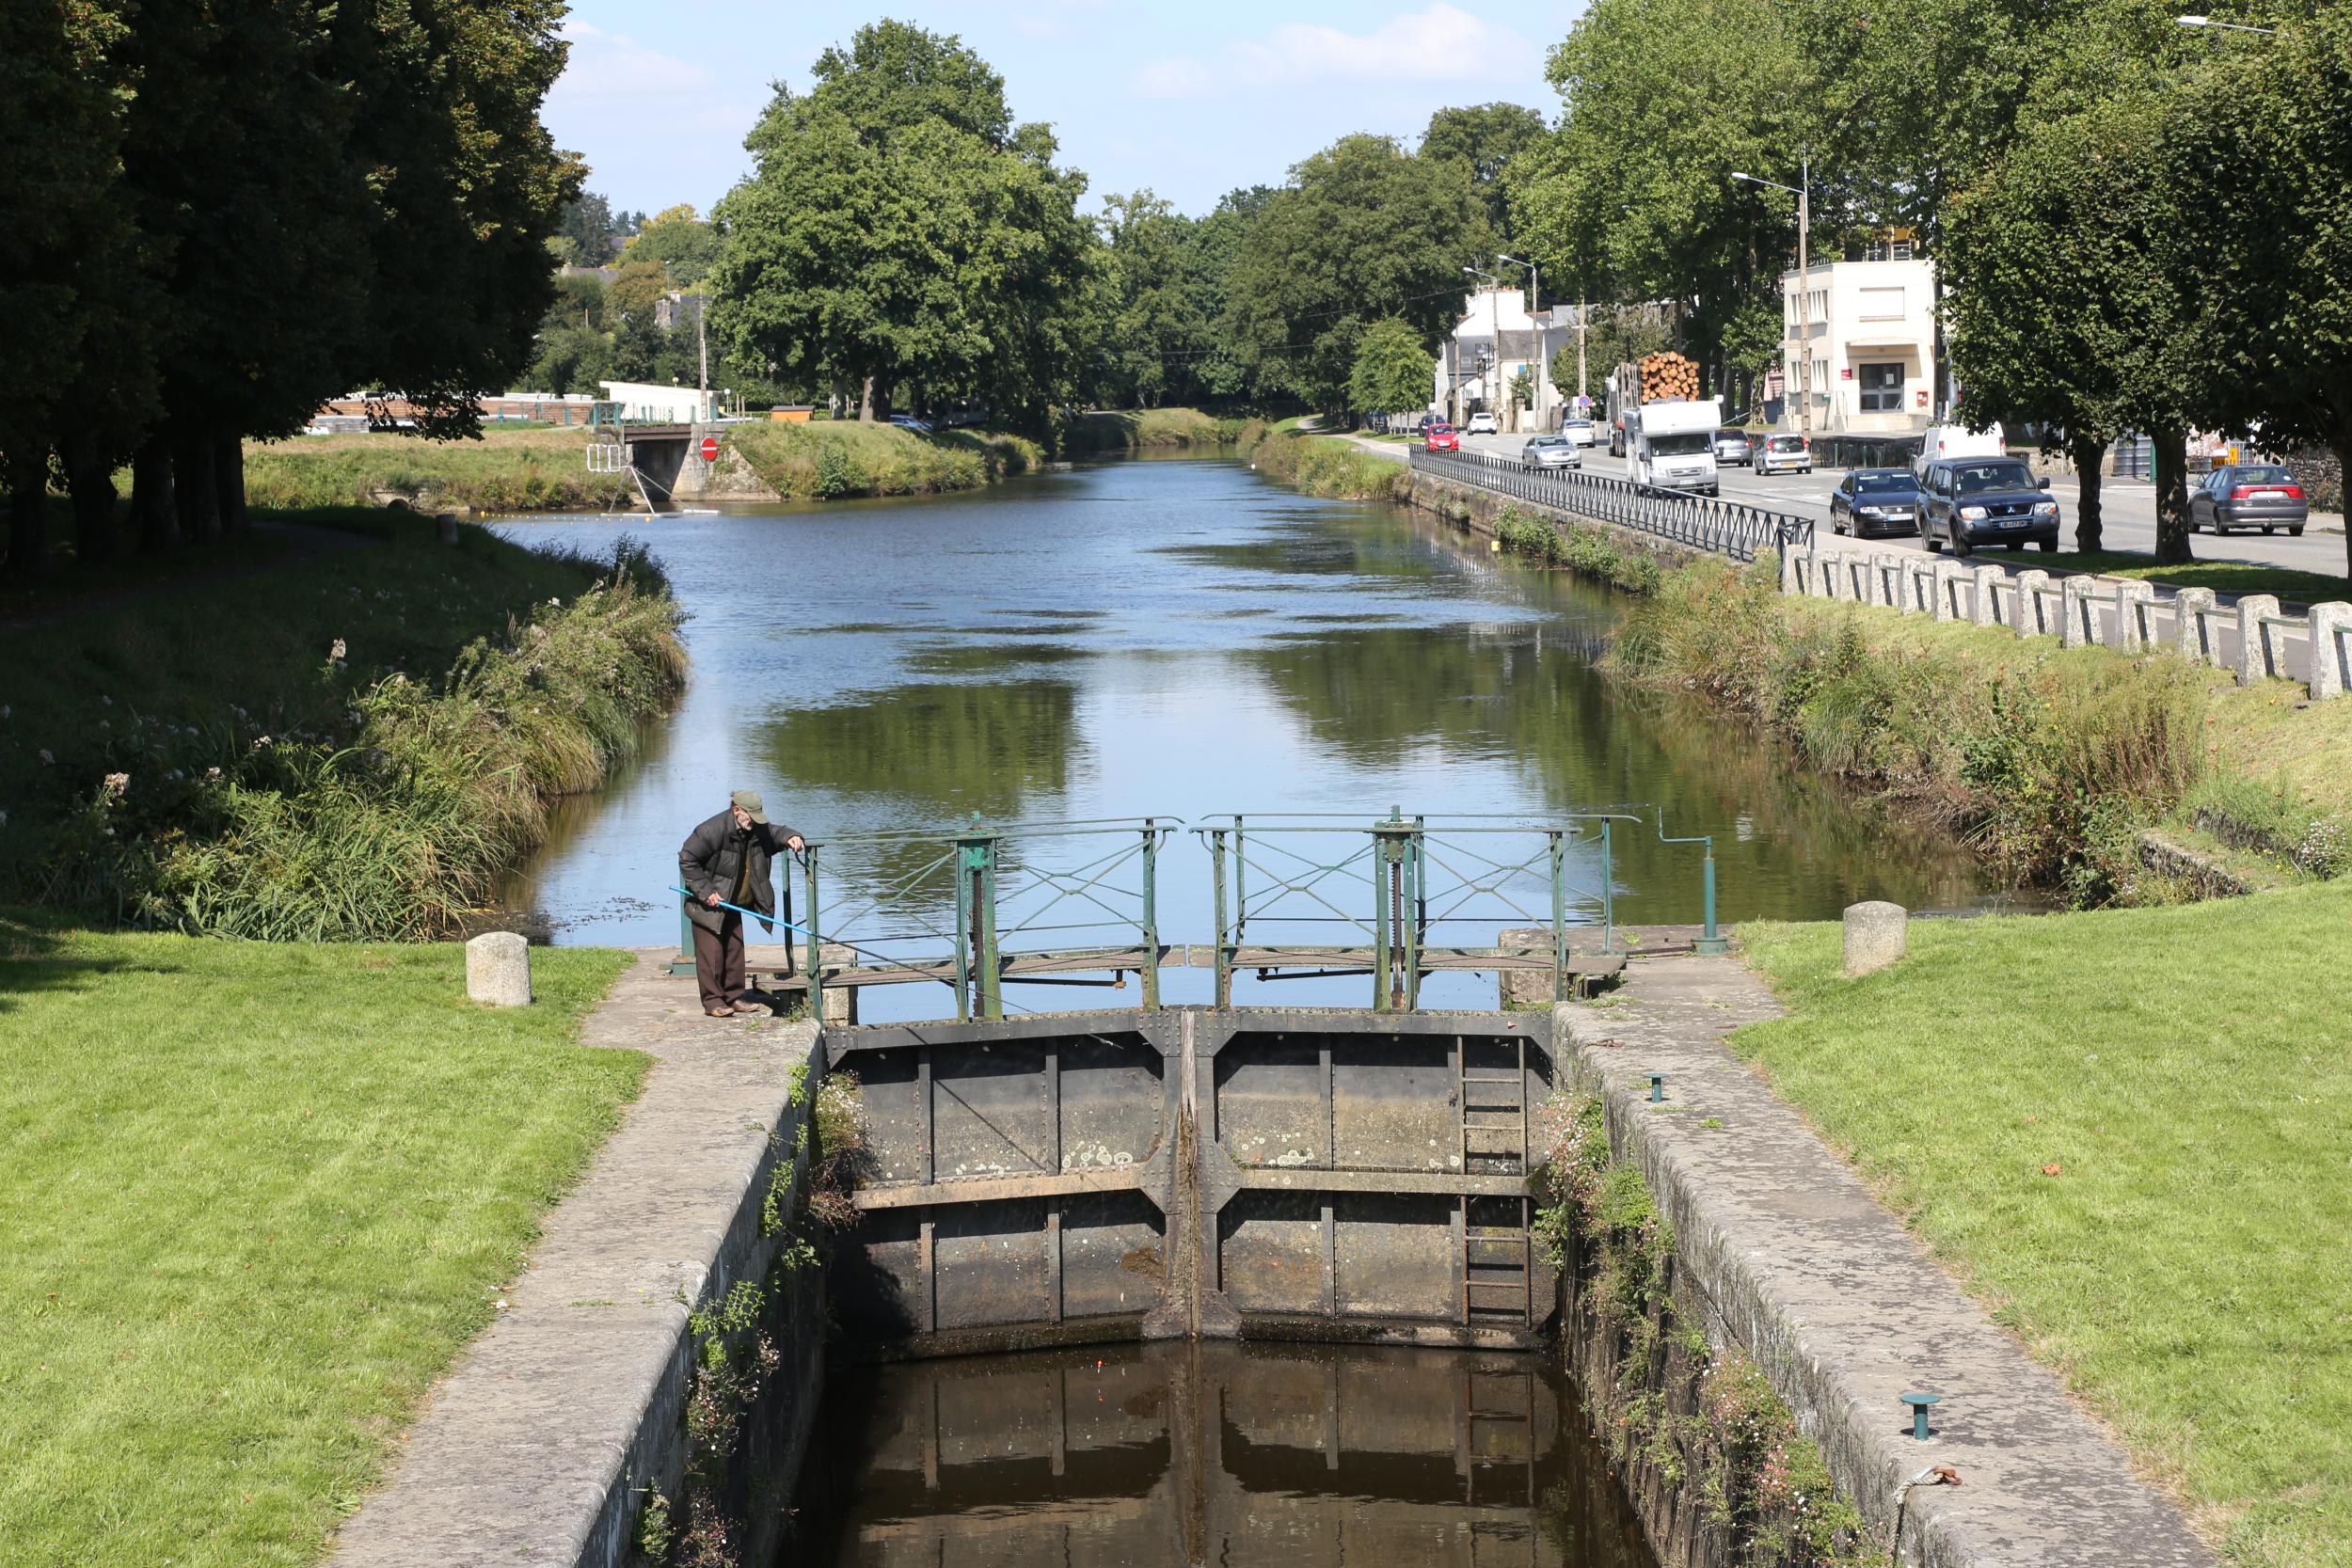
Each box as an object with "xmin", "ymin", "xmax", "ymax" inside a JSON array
[{"xmin": 1919, "ymin": 455, "xmax": 2060, "ymax": 554}]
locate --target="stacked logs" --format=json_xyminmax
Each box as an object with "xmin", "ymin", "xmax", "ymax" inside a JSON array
[{"xmin": 1637, "ymin": 352, "xmax": 1700, "ymax": 402}]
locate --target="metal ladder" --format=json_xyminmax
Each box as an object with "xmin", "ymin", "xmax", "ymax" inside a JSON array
[{"xmin": 1458, "ymin": 1035, "xmax": 1534, "ymax": 1325}]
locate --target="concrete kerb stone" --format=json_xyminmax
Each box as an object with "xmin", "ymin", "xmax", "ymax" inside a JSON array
[
  {"xmin": 1970, "ymin": 564, "xmax": 2002, "ymax": 628},
  {"xmin": 2112, "ymin": 581, "xmax": 2156, "ymax": 652},
  {"xmin": 2174, "ymin": 587, "xmax": 2220, "ymax": 665},
  {"xmin": 2311, "ymin": 602, "xmax": 2352, "ymax": 700},
  {"xmin": 466, "ymin": 930, "xmax": 532, "ymax": 1006},
  {"xmin": 2236, "ymin": 594, "xmax": 2282, "ymax": 684},
  {"xmin": 1842, "ymin": 901, "xmax": 1907, "ymax": 976},
  {"xmin": 329, "ymin": 951, "xmax": 824, "ymax": 1568},
  {"xmin": 1547, "ymin": 961, "xmax": 2214, "ymax": 1568}
]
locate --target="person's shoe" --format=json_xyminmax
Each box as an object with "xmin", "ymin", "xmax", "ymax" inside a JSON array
[
  {"xmin": 729, "ymin": 1002, "xmax": 770, "ymax": 1018},
  {"xmin": 705, "ymin": 1006, "xmax": 734, "ymax": 1019}
]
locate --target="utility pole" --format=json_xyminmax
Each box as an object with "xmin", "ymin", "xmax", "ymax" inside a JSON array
[
  {"xmin": 696, "ymin": 296, "xmax": 710, "ymax": 421},
  {"xmin": 1577, "ymin": 295, "xmax": 1588, "ymax": 403},
  {"xmin": 1732, "ymin": 153, "xmax": 1811, "ymax": 436}
]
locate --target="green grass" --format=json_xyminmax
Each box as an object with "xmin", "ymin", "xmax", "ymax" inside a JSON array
[
  {"xmin": 243, "ymin": 427, "xmax": 631, "ymax": 515},
  {"xmin": 0, "ymin": 911, "xmax": 644, "ymax": 1566},
  {"xmin": 1062, "ymin": 407, "xmax": 1248, "ymax": 452},
  {"xmin": 1736, "ymin": 888, "xmax": 2352, "ymax": 1568},
  {"xmin": 724, "ymin": 420, "xmax": 1041, "ymax": 499},
  {"xmin": 2057, "ymin": 549, "xmax": 2351, "ymax": 606},
  {"xmin": 1241, "ymin": 419, "xmax": 1413, "ymax": 501}
]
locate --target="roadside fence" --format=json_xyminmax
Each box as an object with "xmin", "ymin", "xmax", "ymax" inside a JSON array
[{"xmin": 1409, "ymin": 446, "xmax": 1814, "ymax": 563}]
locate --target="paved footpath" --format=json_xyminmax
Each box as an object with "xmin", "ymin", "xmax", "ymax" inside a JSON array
[
  {"xmin": 1552, "ymin": 955, "xmax": 2213, "ymax": 1568},
  {"xmin": 329, "ymin": 950, "xmax": 818, "ymax": 1568}
]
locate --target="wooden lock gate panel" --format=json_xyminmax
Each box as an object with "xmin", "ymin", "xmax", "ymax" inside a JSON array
[{"xmin": 826, "ymin": 1007, "xmax": 1560, "ymax": 1356}]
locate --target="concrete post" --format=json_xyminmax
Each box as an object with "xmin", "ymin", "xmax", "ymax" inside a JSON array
[
  {"xmin": 2173, "ymin": 587, "xmax": 2219, "ymax": 665},
  {"xmin": 1926, "ymin": 561, "xmax": 1958, "ymax": 623},
  {"xmin": 2236, "ymin": 594, "xmax": 2281, "ymax": 685},
  {"xmin": 466, "ymin": 931, "xmax": 532, "ymax": 1006},
  {"xmin": 435, "ymin": 512, "xmax": 460, "ymax": 546},
  {"xmin": 2013, "ymin": 570, "xmax": 2050, "ymax": 638},
  {"xmin": 1778, "ymin": 546, "xmax": 1799, "ymax": 595},
  {"xmin": 1971, "ymin": 565, "xmax": 2002, "ymax": 628},
  {"xmin": 1850, "ymin": 555, "xmax": 1874, "ymax": 604},
  {"xmin": 1878, "ymin": 553, "xmax": 1907, "ymax": 610},
  {"xmin": 1818, "ymin": 553, "xmax": 1843, "ymax": 601},
  {"xmin": 2058, "ymin": 577, "xmax": 2095, "ymax": 648},
  {"xmin": 1842, "ymin": 901, "xmax": 1907, "ymax": 978},
  {"xmin": 2111, "ymin": 581, "xmax": 2155, "ymax": 652},
  {"xmin": 2310, "ymin": 603, "xmax": 2351, "ymax": 701}
]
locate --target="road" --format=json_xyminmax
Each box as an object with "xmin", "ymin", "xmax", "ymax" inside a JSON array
[{"xmin": 1456, "ymin": 431, "xmax": 2347, "ymax": 578}]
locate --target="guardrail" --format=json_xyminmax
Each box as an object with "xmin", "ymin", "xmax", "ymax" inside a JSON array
[
  {"xmin": 1780, "ymin": 544, "xmax": 2352, "ymax": 701},
  {"xmin": 1408, "ymin": 446, "xmax": 1814, "ymax": 562}
]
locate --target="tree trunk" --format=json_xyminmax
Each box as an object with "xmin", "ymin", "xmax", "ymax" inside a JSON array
[
  {"xmin": 4, "ymin": 447, "xmax": 49, "ymax": 578},
  {"xmin": 2070, "ymin": 433, "xmax": 2107, "ymax": 555},
  {"xmin": 132, "ymin": 436, "xmax": 181, "ymax": 553},
  {"xmin": 174, "ymin": 434, "xmax": 221, "ymax": 546},
  {"xmin": 858, "ymin": 376, "xmax": 876, "ymax": 421},
  {"xmin": 2337, "ymin": 421, "xmax": 2352, "ymax": 584},
  {"xmin": 60, "ymin": 432, "xmax": 118, "ymax": 564},
  {"xmin": 215, "ymin": 436, "xmax": 248, "ymax": 531},
  {"xmin": 2151, "ymin": 425, "xmax": 2195, "ymax": 565}
]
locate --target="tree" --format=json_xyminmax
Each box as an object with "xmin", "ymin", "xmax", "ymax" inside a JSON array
[
  {"xmin": 624, "ymin": 204, "xmax": 721, "ymax": 290},
  {"xmin": 554, "ymin": 190, "xmax": 618, "ymax": 264},
  {"xmin": 1097, "ymin": 190, "xmax": 1203, "ymax": 407},
  {"xmin": 1224, "ymin": 135, "xmax": 1488, "ymax": 411},
  {"xmin": 1421, "ymin": 103, "xmax": 1548, "ymax": 251},
  {"xmin": 1348, "ymin": 318, "xmax": 1437, "ymax": 419},
  {"xmin": 1182, "ymin": 186, "xmax": 1275, "ymax": 402}
]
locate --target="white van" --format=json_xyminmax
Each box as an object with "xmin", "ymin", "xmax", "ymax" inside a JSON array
[{"xmin": 1914, "ymin": 423, "xmax": 2006, "ymax": 477}]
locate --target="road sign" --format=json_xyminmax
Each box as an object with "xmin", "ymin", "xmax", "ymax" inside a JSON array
[{"xmin": 698, "ymin": 436, "xmax": 720, "ymax": 462}]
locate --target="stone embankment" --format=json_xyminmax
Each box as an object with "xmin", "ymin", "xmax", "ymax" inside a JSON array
[
  {"xmin": 328, "ymin": 952, "xmax": 824, "ymax": 1568},
  {"xmin": 1548, "ymin": 949, "xmax": 2212, "ymax": 1568}
]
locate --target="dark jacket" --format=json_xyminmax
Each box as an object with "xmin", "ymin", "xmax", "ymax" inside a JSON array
[{"xmin": 679, "ymin": 810, "xmax": 799, "ymax": 936}]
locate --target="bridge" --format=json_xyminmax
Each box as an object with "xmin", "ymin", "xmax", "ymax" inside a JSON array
[{"xmin": 584, "ymin": 404, "xmax": 722, "ymax": 514}]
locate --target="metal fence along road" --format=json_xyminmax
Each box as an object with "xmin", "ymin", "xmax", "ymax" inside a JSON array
[{"xmin": 1409, "ymin": 445, "xmax": 1816, "ymax": 562}]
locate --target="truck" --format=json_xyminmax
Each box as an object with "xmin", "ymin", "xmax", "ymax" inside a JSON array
[
  {"xmin": 1913, "ymin": 422, "xmax": 2006, "ymax": 477},
  {"xmin": 1626, "ymin": 397, "xmax": 1724, "ymax": 495}
]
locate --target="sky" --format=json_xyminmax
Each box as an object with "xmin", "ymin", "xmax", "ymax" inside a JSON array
[{"xmin": 544, "ymin": 1, "xmax": 1574, "ymax": 222}]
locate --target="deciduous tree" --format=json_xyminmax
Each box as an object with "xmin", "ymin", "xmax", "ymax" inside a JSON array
[{"xmin": 1348, "ymin": 318, "xmax": 1437, "ymax": 420}]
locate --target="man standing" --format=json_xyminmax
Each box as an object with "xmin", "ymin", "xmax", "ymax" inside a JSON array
[{"xmin": 678, "ymin": 789, "xmax": 805, "ymax": 1018}]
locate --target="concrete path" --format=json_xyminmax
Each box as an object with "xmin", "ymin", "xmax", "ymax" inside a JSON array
[
  {"xmin": 1553, "ymin": 954, "xmax": 2213, "ymax": 1568},
  {"xmin": 327, "ymin": 949, "xmax": 818, "ymax": 1568}
]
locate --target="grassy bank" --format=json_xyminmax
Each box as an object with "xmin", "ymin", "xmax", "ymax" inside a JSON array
[
  {"xmin": 2058, "ymin": 549, "xmax": 2352, "ymax": 606},
  {"xmin": 1736, "ymin": 888, "xmax": 2352, "ymax": 1568},
  {"xmin": 1493, "ymin": 503, "xmax": 1665, "ymax": 594},
  {"xmin": 0, "ymin": 509, "xmax": 685, "ymax": 938},
  {"xmin": 244, "ymin": 426, "xmax": 631, "ymax": 514},
  {"xmin": 1239, "ymin": 418, "xmax": 1412, "ymax": 501},
  {"xmin": 1062, "ymin": 407, "xmax": 1248, "ymax": 453},
  {"xmin": 725, "ymin": 420, "xmax": 1041, "ymax": 500},
  {"xmin": 0, "ymin": 911, "xmax": 643, "ymax": 1567}
]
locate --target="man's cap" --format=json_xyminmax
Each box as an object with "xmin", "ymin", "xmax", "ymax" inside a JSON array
[{"xmin": 730, "ymin": 788, "xmax": 769, "ymax": 824}]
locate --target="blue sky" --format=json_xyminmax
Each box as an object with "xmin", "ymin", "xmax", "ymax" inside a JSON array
[{"xmin": 544, "ymin": 1, "xmax": 1576, "ymax": 221}]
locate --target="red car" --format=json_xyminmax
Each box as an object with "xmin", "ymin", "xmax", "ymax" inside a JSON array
[{"xmin": 1423, "ymin": 422, "xmax": 1459, "ymax": 451}]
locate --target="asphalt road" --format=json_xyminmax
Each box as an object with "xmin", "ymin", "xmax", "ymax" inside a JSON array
[{"xmin": 1458, "ymin": 431, "xmax": 2348, "ymax": 578}]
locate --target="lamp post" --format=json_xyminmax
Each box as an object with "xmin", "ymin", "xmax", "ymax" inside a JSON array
[
  {"xmin": 1501, "ymin": 252, "xmax": 1543, "ymax": 430},
  {"xmin": 1464, "ymin": 265, "xmax": 1503, "ymax": 432},
  {"xmin": 1733, "ymin": 156, "xmax": 1811, "ymax": 437}
]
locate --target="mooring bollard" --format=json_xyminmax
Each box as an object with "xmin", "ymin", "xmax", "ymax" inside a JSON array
[
  {"xmin": 1842, "ymin": 901, "xmax": 1907, "ymax": 978},
  {"xmin": 435, "ymin": 512, "xmax": 460, "ymax": 546},
  {"xmin": 466, "ymin": 930, "xmax": 532, "ymax": 1006},
  {"xmin": 1648, "ymin": 1073, "xmax": 1666, "ymax": 1104},
  {"xmin": 1900, "ymin": 1391, "xmax": 1942, "ymax": 1440}
]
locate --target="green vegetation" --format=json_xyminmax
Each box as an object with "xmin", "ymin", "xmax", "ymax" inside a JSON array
[
  {"xmin": 1240, "ymin": 420, "xmax": 1412, "ymax": 502},
  {"xmin": 1347, "ymin": 318, "xmax": 1439, "ymax": 421},
  {"xmin": 1, "ymin": 513, "xmax": 684, "ymax": 939},
  {"xmin": 2056, "ymin": 551, "xmax": 2352, "ymax": 607},
  {"xmin": 0, "ymin": 912, "xmax": 643, "ymax": 1567},
  {"xmin": 726, "ymin": 420, "xmax": 1041, "ymax": 501},
  {"xmin": 1535, "ymin": 1093, "xmax": 1870, "ymax": 1566},
  {"xmin": 242, "ymin": 427, "xmax": 630, "ymax": 515},
  {"xmin": 1493, "ymin": 503, "xmax": 1663, "ymax": 594},
  {"xmin": 1062, "ymin": 408, "xmax": 1248, "ymax": 454},
  {"xmin": 1736, "ymin": 888, "xmax": 2352, "ymax": 1568}
]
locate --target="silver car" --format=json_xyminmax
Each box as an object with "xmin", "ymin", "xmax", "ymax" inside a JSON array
[
  {"xmin": 2190, "ymin": 465, "xmax": 2309, "ymax": 536},
  {"xmin": 1521, "ymin": 435, "xmax": 1581, "ymax": 471},
  {"xmin": 1712, "ymin": 430, "xmax": 1754, "ymax": 466},
  {"xmin": 1755, "ymin": 433, "xmax": 1812, "ymax": 475}
]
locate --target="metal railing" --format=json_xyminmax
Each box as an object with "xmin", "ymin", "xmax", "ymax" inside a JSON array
[{"xmin": 1410, "ymin": 446, "xmax": 1814, "ymax": 562}]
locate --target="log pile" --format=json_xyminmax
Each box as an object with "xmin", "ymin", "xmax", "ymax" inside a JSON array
[{"xmin": 1637, "ymin": 352, "xmax": 1700, "ymax": 402}]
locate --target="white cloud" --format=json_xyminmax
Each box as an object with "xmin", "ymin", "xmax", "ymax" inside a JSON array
[
  {"xmin": 550, "ymin": 20, "xmax": 716, "ymax": 101},
  {"xmin": 1133, "ymin": 4, "xmax": 1531, "ymax": 101}
]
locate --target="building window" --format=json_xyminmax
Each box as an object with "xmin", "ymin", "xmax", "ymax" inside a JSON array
[{"xmin": 1857, "ymin": 361, "xmax": 1905, "ymax": 412}]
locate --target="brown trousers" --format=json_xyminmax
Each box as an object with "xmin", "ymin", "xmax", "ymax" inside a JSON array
[{"xmin": 691, "ymin": 911, "xmax": 746, "ymax": 1012}]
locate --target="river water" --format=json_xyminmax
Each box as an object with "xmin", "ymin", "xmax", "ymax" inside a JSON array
[{"xmin": 498, "ymin": 453, "xmax": 1999, "ymax": 1017}]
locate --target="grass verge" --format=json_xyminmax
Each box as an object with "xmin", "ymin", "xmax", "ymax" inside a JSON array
[
  {"xmin": 244, "ymin": 427, "xmax": 631, "ymax": 514},
  {"xmin": 1240, "ymin": 418, "xmax": 1413, "ymax": 501},
  {"xmin": 1736, "ymin": 888, "xmax": 2352, "ymax": 1568},
  {"xmin": 725, "ymin": 420, "xmax": 1041, "ymax": 501},
  {"xmin": 1494, "ymin": 503, "xmax": 1665, "ymax": 594},
  {"xmin": 0, "ymin": 911, "xmax": 644, "ymax": 1568},
  {"xmin": 1062, "ymin": 407, "xmax": 1248, "ymax": 453},
  {"xmin": 2058, "ymin": 548, "xmax": 2351, "ymax": 606}
]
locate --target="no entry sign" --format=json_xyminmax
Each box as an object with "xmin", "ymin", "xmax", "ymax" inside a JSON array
[{"xmin": 698, "ymin": 436, "xmax": 720, "ymax": 462}]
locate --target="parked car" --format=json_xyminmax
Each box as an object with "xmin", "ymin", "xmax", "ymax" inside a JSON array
[
  {"xmin": 1830, "ymin": 468, "xmax": 1927, "ymax": 538},
  {"xmin": 1562, "ymin": 418, "xmax": 1598, "ymax": 447},
  {"xmin": 1520, "ymin": 435, "xmax": 1581, "ymax": 471},
  {"xmin": 888, "ymin": 414, "xmax": 933, "ymax": 435},
  {"xmin": 1754, "ymin": 433, "xmax": 1812, "ymax": 475},
  {"xmin": 1423, "ymin": 422, "xmax": 1459, "ymax": 452},
  {"xmin": 1712, "ymin": 430, "xmax": 1754, "ymax": 467},
  {"xmin": 1466, "ymin": 411, "xmax": 1499, "ymax": 435},
  {"xmin": 1919, "ymin": 455, "xmax": 2059, "ymax": 554},
  {"xmin": 1414, "ymin": 414, "xmax": 1437, "ymax": 436},
  {"xmin": 2189, "ymin": 465, "xmax": 2309, "ymax": 536}
]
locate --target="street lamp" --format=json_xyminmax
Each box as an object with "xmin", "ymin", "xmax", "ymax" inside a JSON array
[
  {"xmin": 2175, "ymin": 14, "xmax": 2279, "ymax": 32},
  {"xmin": 1732, "ymin": 157, "xmax": 1812, "ymax": 437},
  {"xmin": 1499, "ymin": 252, "xmax": 1544, "ymax": 431}
]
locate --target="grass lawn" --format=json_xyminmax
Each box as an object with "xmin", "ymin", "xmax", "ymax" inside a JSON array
[
  {"xmin": 2058, "ymin": 548, "xmax": 2351, "ymax": 606},
  {"xmin": 1736, "ymin": 885, "xmax": 2352, "ymax": 1568},
  {"xmin": 0, "ymin": 911, "xmax": 642, "ymax": 1566}
]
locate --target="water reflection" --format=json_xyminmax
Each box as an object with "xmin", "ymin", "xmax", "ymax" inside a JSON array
[{"xmin": 785, "ymin": 1340, "xmax": 1656, "ymax": 1568}]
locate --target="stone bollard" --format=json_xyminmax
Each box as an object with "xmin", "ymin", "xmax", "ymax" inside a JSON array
[
  {"xmin": 1778, "ymin": 547, "xmax": 1799, "ymax": 594},
  {"xmin": 2236, "ymin": 594, "xmax": 2281, "ymax": 685},
  {"xmin": 436, "ymin": 512, "xmax": 460, "ymax": 546},
  {"xmin": 2310, "ymin": 603, "xmax": 2352, "ymax": 701},
  {"xmin": 466, "ymin": 930, "xmax": 532, "ymax": 1006},
  {"xmin": 1878, "ymin": 553, "xmax": 1907, "ymax": 610},
  {"xmin": 2058, "ymin": 577, "xmax": 2095, "ymax": 648},
  {"xmin": 1927, "ymin": 561, "xmax": 1960, "ymax": 623},
  {"xmin": 2112, "ymin": 581, "xmax": 2155, "ymax": 651},
  {"xmin": 2013, "ymin": 570, "xmax": 2050, "ymax": 638},
  {"xmin": 2173, "ymin": 587, "xmax": 2219, "ymax": 664},
  {"xmin": 1843, "ymin": 901, "xmax": 1907, "ymax": 978},
  {"xmin": 1970, "ymin": 564, "xmax": 2003, "ymax": 628}
]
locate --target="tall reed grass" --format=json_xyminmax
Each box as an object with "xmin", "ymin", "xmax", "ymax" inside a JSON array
[{"xmin": 42, "ymin": 542, "xmax": 688, "ymax": 940}]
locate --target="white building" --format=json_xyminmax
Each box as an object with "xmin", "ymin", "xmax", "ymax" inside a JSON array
[
  {"xmin": 1432, "ymin": 287, "xmax": 1577, "ymax": 433},
  {"xmin": 1779, "ymin": 256, "xmax": 1938, "ymax": 434},
  {"xmin": 597, "ymin": 380, "xmax": 719, "ymax": 423}
]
